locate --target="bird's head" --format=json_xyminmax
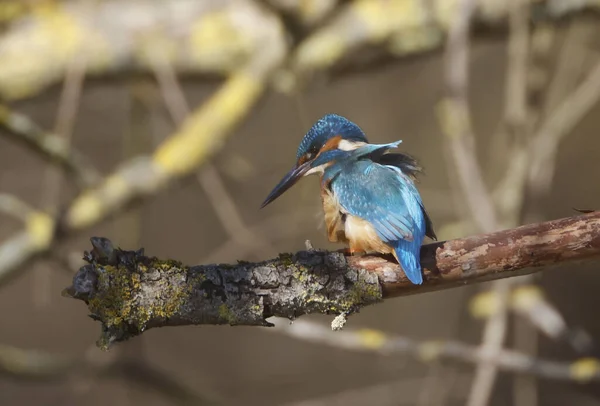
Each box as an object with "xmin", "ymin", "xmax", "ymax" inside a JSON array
[{"xmin": 260, "ymin": 114, "xmax": 368, "ymax": 208}]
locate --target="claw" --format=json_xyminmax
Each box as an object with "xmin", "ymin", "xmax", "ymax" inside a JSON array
[{"xmin": 340, "ymin": 247, "xmax": 366, "ymax": 256}]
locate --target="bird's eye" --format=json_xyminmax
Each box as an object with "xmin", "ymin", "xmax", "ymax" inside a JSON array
[
  {"xmin": 306, "ymin": 146, "xmax": 319, "ymax": 160},
  {"xmin": 299, "ymin": 146, "xmax": 319, "ymax": 164}
]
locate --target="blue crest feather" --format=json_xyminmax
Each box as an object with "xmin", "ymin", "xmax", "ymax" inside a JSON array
[{"xmin": 297, "ymin": 114, "xmax": 368, "ymax": 160}]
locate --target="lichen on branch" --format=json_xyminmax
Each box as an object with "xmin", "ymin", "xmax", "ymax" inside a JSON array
[{"xmin": 62, "ymin": 237, "xmax": 382, "ymax": 349}]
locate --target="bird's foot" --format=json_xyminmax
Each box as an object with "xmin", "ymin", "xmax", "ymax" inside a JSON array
[{"xmin": 340, "ymin": 247, "xmax": 366, "ymax": 256}]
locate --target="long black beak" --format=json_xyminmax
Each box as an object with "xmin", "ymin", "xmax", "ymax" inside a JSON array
[{"xmin": 261, "ymin": 161, "xmax": 311, "ymax": 208}]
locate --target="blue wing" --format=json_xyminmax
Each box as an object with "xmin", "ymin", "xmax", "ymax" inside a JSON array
[
  {"xmin": 373, "ymin": 153, "xmax": 437, "ymax": 241},
  {"xmin": 330, "ymin": 160, "xmax": 427, "ymax": 284},
  {"xmin": 331, "ymin": 160, "xmax": 424, "ymax": 243}
]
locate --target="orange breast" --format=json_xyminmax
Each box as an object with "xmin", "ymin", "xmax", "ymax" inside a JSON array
[
  {"xmin": 320, "ymin": 187, "xmax": 348, "ymax": 243},
  {"xmin": 344, "ymin": 215, "xmax": 392, "ymax": 254},
  {"xmin": 319, "ymin": 185, "xmax": 391, "ymax": 255}
]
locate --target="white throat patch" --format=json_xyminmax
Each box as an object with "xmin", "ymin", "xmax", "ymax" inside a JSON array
[{"xmin": 305, "ymin": 164, "xmax": 326, "ymax": 176}]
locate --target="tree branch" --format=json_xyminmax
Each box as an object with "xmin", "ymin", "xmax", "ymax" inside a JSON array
[{"xmin": 63, "ymin": 211, "xmax": 600, "ymax": 349}]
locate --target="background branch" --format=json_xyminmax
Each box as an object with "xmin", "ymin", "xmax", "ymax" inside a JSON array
[
  {"xmin": 0, "ymin": 193, "xmax": 35, "ymax": 222},
  {"xmin": 0, "ymin": 1, "xmax": 599, "ymax": 100},
  {"xmin": 0, "ymin": 33, "xmax": 286, "ymax": 287},
  {"xmin": 269, "ymin": 318, "xmax": 600, "ymax": 383},
  {"xmin": 0, "ymin": 343, "xmax": 219, "ymax": 405},
  {"xmin": 439, "ymin": 1, "xmax": 506, "ymax": 405},
  {"xmin": 0, "ymin": 104, "xmax": 99, "ymax": 188}
]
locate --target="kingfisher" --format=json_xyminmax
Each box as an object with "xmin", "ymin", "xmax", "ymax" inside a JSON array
[{"xmin": 260, "ymin": 114, "xmax": 437, "ymax": 285}]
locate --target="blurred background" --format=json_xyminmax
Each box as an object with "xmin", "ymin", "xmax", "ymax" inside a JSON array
[{"xmin": 1, "ymin": 0, "xmax": 600, "ymax": 405}]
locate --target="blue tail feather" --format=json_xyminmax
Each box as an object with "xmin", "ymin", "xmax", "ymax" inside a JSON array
[{"xmin": 393, "ymin": 237, "xmax": 423, "ymax": 285}]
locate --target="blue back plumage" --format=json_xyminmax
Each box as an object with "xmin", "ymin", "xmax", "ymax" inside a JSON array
[
  {"xmin": 321, "ymin": 141, "xmax": 401, "ymax": 184},
  {"xmin": 297, "ymin": 114, "xmax": 368, "ymax": 160},
  {"xmin": 324, "ymin": 143, "xmax": 427, "ymax": 285}
]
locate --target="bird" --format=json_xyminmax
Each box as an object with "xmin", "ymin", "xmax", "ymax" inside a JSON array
[{"xmin": 260, "ymin": 113, "xmax": 437, "ymax": 285}]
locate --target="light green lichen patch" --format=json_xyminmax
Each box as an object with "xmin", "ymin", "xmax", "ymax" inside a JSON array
[
  {"xmin": 154, "ymin": 258, "xmax": 185, "ymax": 272},
  {"xmin": 88, "ymin": 258, "xmax": 193, "ymax": 349},
  {"xmin": 347, "ymin": 277, "xmax": 382, "ymax": 307},
  {"xmin": 218, "ymin": 303, "xmax": 237, "ymax": 324},
  {"xmin": 294, "ymin": 264, "xmax": 382, "ymax": 316},
  {"xmin": 278, "ymin": 252, "xmax": 294, "ymax": 267},
  {"xmin": 293, "ymin": 266, "xmax": 310, "ymax": 283}
]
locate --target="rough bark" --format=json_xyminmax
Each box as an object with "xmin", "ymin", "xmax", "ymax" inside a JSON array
[{"xmin": 63, "ymin": 211, "xmax": 600, "ymax": 349}]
